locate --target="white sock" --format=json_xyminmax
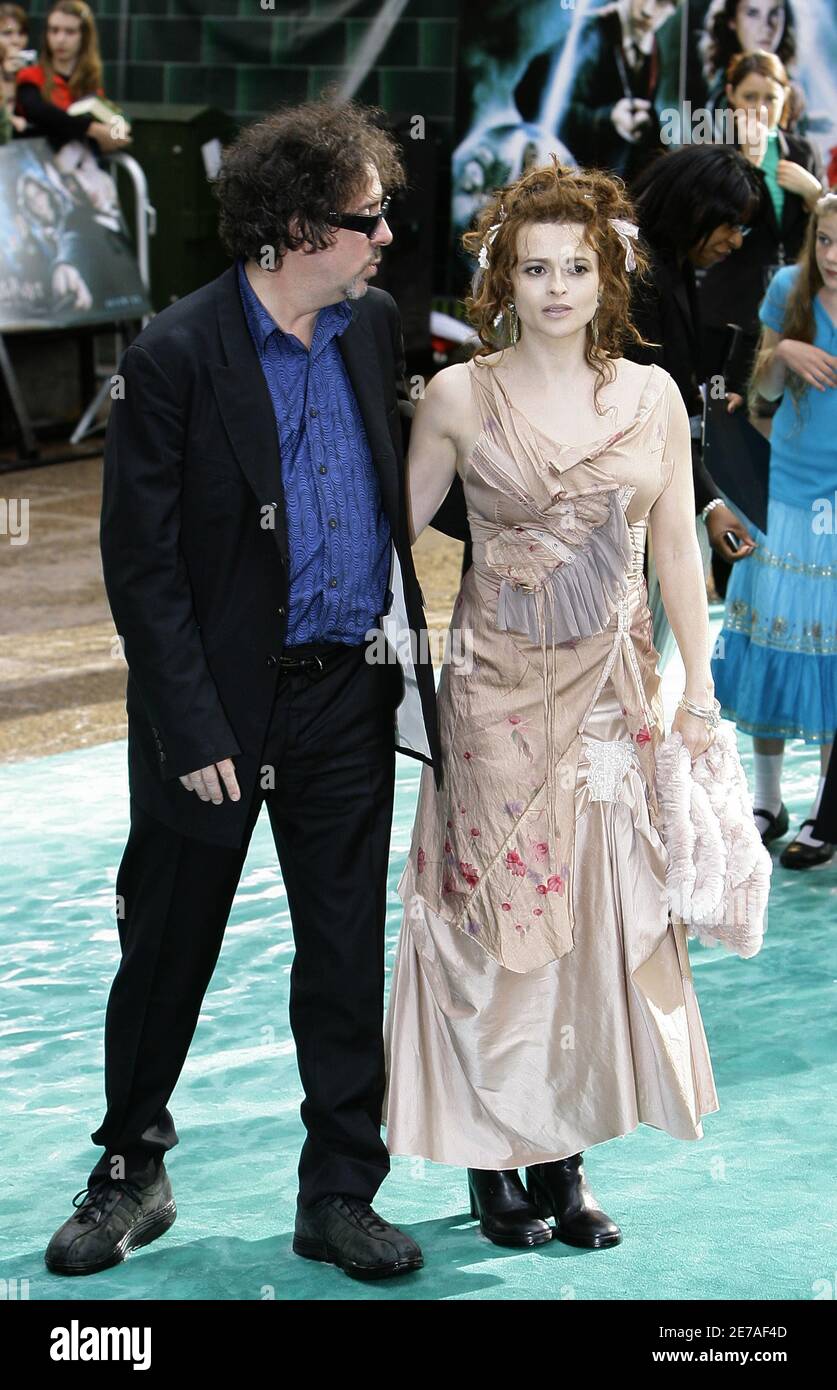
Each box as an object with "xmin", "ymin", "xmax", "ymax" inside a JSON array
[
  {"xmin": 752, "ymin": 751, "xmax": 784, "ymax": 831},
  {"xmin": 795, "ymin": 776, "xmax": 827, "ymax": 848}
]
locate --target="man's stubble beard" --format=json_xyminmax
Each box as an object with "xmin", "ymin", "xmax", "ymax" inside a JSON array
[{"xmin": 344, "ymin": 272, "xmax": 371, "ymax": 300}]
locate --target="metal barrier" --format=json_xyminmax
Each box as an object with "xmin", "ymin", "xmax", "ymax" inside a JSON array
[{"xmin": 70, "ymin": 151, "xmax": 157, "ymax": 445}]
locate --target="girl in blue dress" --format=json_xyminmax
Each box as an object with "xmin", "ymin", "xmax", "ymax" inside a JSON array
[{"xmin": 712, "ymin": 192, "xmax": 837, "ymax": 867}]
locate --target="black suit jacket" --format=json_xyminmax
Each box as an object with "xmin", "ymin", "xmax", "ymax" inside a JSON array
[
  {"xmin": 100, "ymin": 266, "xmax": 447, "ymax": 847},
  {"xmin": 558, "ymin": 6, "xmax": 663, "ymax": 183},
  {"xmin": 698, "ymin": 129, "xmax": 823, "ymax": 354}
]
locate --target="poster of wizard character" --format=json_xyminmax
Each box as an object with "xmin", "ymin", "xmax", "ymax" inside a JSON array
[
  {"xmin": 452, "ymin": 0, "xmax": 837, "ymax": 270},
  {"xmin": 0, "ymin": 136, "xmax": 149, "ymax": 333}
]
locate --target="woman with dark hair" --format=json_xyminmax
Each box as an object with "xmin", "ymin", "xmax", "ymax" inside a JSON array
[
  {"xmin": 711, "ymin": 194, "xmax": 837, "ymax": 867},
  {"xmin": 14, "ymin": 0, "xmax": 130, "ymax": 155},
  {"xmin": 700, "ymin": 0, "xmax": 798, "ymax": 113},
  {"xmin": 383, "ymin": 159, "xmax": 721, "ymax": 1250},
  {"xmin": 627, "ymin": 145, "xmax": 763, "ymax": 657}
]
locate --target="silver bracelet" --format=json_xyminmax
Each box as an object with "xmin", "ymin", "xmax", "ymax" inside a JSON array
[
  {"xmin": 700, "ymin": 497, "xmax": 723, "ymax": 522},
  {"xmin": 678, "ymin": 694, "xmax": 721, "ymax": 729}
]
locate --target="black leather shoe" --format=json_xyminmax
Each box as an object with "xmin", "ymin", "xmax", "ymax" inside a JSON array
[
  {"xmin": 779, "ymin": 821, "xmax": 835, "ymax": 869},
  {"xmin": 45, "ymin": 1158, "xmax": 176, "ymax": 1275},
  {"xmin": 526, "ymin": 1154, "xmax": 621, "ymax": 1250},
  {"xmin": 292, "ymin": 1194, "xmax": 423, "ymax": 1281},
  {"xmin": 754, "ymin": 802, "xmax": 789, "ymax": 845},
  {"xmin": 467, "ymin": 1168, "xmax": 553, "ymax": 1247}
]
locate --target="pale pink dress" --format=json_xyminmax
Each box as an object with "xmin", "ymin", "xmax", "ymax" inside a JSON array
[{"xmin": 382, "ymin": 356, "xmax": 719, "ymax": 1168}]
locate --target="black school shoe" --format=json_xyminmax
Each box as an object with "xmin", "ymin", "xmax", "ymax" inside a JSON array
[
  {"xmin": 754, "ymin": 802, "xmax": 789, "ymax": 846},
  {"xmin": 292, "ymin": 1194, "xmax": 423, "ymax": 1280},
  {"xmin": 779, "ymin": 821, "xmax": 835, "ymax": 869},
  {"xmin": 45, "ymin": 1157, "xmax": 176, "ymax": 1275}
]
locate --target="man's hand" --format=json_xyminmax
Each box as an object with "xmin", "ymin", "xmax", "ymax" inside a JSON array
[
  {"xmin": 611, "ymin": 97, "xmax": 652, "ymax": 143},
  {"xmin": 52, "ymin": 262, "xmax": 92, "ymax": 310},
  {"xmin": 705, "ymin": 503, "xmax": 756, "ymax": 563},
  {"xmin": 725, "ymin": 391, "xmax": 744, "ymax": 413},
  {"xmin": 179, "ymin": 758, "xmax": 241, "ymax": 805}
]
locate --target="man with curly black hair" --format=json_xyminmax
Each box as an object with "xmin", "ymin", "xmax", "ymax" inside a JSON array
[{"xmin": 44, "ymin": 98, "xmax": 454, "ymax": 1285}]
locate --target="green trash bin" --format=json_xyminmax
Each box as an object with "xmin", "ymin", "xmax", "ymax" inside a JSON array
[{"xmin": 118, "ymin": 103, "xmax": 239, "ymax": 313}]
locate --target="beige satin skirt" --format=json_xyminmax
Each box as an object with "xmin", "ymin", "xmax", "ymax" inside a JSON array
[{"xmin": 382, "ymin": 678, "xmax": 720, "ymax": 1168}]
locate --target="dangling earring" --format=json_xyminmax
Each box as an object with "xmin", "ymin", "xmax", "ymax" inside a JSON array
[
  {"xmin": 590, "ymin": 295, "xmax": 602, "ymax": 347},
  {"xmin": 507, "ymin": 300, "xmax": 519, "ymax": 345}
]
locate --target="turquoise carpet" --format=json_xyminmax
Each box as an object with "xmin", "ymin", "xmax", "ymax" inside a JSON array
[{"xmin": 2, "ymin": 620, "xmax": 835, "ymax": 1300}]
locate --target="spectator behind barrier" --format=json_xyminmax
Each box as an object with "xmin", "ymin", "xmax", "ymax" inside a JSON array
[
  {"xmin": 1, "ymin": 3, "xmax": 30, "ymax": 139},
  {"xmin": 696, "ymin": 48, "xmax": 824, "ymax": 601},
  {"xmin": 698, "ymin": 0, "xmax": 801, "ymax": 125},
  {"xmin": 700, "ymin": 49, "xmax": 824, "ymax": 409},
  {"xmin": 14, "ymin": 0, "xmax": 131, "ymax": 156}
]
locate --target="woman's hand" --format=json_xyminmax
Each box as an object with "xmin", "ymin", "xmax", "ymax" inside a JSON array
[
  {"xmin": 705, "ymin": 502, "xmax": 756, "ymax": 563},
  {"xmin": 777, "ymin": 338, "xmax": 837, "ymax": 391},
  {"xmin": 671, "ymin": 705, "xmax": 715, "ymax": 762},
  {"xmin": 87, "ymin": 119, "xmax": 132, "ymax": 153},
  {"xmin": 776, "ymin": 159, "xmax": 822, "ymax": 207}
]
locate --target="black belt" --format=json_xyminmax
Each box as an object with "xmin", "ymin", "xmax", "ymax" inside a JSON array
[{"xmin": 274, "ymin": 641, "xmax": 363, "ymax": 672}]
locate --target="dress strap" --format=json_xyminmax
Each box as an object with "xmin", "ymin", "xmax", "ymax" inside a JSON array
[{"xmin": 466, "ymin": 356, "xmax": 502, "ymax": 425}]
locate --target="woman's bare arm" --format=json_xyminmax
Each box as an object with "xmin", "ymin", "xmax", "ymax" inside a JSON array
[
  {"xmin": 751, "ymin": 326, "xmax": 788, "ymax": 401},
  {"xmin": 648, "ymin": 383, "xmax": 715, "ymax": 707},
  {"xmin": 404, "ymin": 365, "xmax": 463, "ymax": 543},
  {"xmin": 752, "ymin": 324, "xmax": 837, "ymax": 400}
]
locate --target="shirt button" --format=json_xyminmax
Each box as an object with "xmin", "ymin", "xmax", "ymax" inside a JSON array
[
  {"xmin": 309, "ymin": 408, "xmax": 318, "ymax": 418},
  {"xmin": 328, "ymin": 518, "xmax": 337, "ymax": 529},
  {"xmin": 319, "ymin": 465, "xmax": 328, "ymax": 475},
  {"xmin": 329, "ymin": 578, "xmax": 338, "ymax": 588},
  {"xmin": 278, "ymin": 606, "xmax": 286, "ymax": 618}
]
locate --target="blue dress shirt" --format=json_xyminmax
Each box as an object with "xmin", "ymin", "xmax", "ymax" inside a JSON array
[{"xmin": 236, "ymin": 258, "xmax": 392, "ymax": 646}]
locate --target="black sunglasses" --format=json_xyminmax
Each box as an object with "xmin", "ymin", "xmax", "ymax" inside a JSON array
[{"xmin": 327, "ymin": 196, "xmax": 392, "ymax": 237}]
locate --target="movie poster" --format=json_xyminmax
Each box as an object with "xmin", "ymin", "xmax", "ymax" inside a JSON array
[
  {"xmin": 453, "ymin": 0, "xmax": 837, "ymax": 251},
  {"xmin": 0, "ymin": 137, "xmax": 150, "ymax": 332}
]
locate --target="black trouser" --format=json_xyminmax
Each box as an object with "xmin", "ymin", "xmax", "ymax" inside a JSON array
[
  {"xmin": 89, "ymin": 641, "xmax": 399, "ymax": 1207},
  {"xmin": 813, "ymin": 730, "xmax": 837, "ymax": 843}
]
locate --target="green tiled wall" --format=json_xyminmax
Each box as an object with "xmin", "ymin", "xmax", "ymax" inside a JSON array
[{"xmin": 21, "ymin": 0, "xmax": 461, "ymax": 128}]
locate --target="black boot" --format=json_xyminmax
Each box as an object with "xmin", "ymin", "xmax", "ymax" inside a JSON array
[
  {"xmin": 467, "ymin": 1169, "xmax": 552, "ymax": 1248},
  {"xmin": 525, "ymin": 1154, "xmax": 621, "ymax": 1249}
]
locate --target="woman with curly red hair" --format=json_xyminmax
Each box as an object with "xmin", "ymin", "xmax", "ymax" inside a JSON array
[{"xmin": 383, "ymin": 159, "xmax": 721, "ymax": 1250}]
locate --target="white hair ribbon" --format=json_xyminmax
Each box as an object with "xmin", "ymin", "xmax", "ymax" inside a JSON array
[
  {"xmin": 477, "ymin": 203, "xmax": 507, "ymax": 269},
  {"xmin": 609, "ymin": 218, "xmax": 639, "ymax": 272}
]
